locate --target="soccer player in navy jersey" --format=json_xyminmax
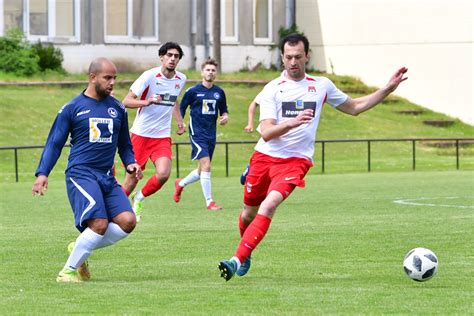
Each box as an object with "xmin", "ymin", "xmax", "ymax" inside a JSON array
[
  {"xmin": 32, "ymin": 58, "xmax": 143, "ymax": 282},
  {"xmin": 218, "ymin": 33, "xmax": 408, "ymax": 281},
  {"xmin": 173, "ymin": 59, "xmax": 229, "ymax": 210}
]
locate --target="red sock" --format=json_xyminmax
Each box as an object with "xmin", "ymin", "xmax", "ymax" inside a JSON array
[
  {"xmin": 235, "ymin": 214, "xmax": 272, "ymax": 264},
  {"xmin": 239, "ymin": 213, "xmax": 249, "ymax": 237},
  {"xmin": 141, "ymin": 176, "xmax": 163, "ymax": 197},
  {"xmin": 122, "ymin": 187, "xmax": 130, "ymax": 197}
]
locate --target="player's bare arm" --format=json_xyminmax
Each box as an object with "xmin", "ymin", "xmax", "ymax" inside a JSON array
[
  {"xmin": 122, "ymin": 90, "xmax": 159, "ymax": 108},
  {"xmin": 32, "ymin": 175, "xmax": 48, "ymax": 196},
  {"xmin": 260, "ymin": 109, "xmax": 314, "ymax": 142},
  {"xmin": 244, "ymin": 100, "xmax": 258, "ymax": 132},
  {"xmin": 337, "ymin": 67, "xmax": 408, "ymax": 116},
  {"xmin": 173, "ymin": 100, "xmax": 186, "ymax": 135}
]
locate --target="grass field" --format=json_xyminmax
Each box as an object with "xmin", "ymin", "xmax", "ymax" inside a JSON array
[{"xmin": 1, "ymin": 171, "xmax": 473, "ymax": 314}]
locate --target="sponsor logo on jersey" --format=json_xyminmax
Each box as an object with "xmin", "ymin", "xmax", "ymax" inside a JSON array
[
  {"xmin": 89, "ymin": 118, "xmax": 113, "ymax": 143},
  {"xmin": 282, "ymin": 101, "xmax": 316, "ymax": 118},
  {"xmin": 202, "ymin": 99, "xmax": 216, "ymax": 115},
  {"xmin": 197, "ymin": 93, "xmax": 205, "ymax": 97},
  {"xmin": 76, "ymin": 109, "xmax": 91, "ymax": 117},
  {"xmin": 108, "ymin": 108, "xmax": 118, "ymax": 118}
]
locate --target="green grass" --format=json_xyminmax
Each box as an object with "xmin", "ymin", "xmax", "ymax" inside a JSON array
[{"xmin": 1, "ymin": 171, "xmax": 473, "ymax": 314}]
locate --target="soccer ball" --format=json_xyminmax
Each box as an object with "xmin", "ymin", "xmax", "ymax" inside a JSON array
[{"xmin": 403, "ymin": 248, "xmax": 438, "ymax": 282}]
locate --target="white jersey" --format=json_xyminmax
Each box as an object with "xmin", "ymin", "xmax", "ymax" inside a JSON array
[
  {"xmin": 129, "ymin": 66, "xmax": 187, "ymax": 138},
  {"xmin": 255, "ymin": 73, "xmax": 348, "ymax": 161}
]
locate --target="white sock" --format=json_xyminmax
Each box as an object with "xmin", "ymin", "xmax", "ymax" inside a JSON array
[
  {"xmin": 135, "ymin": 190, "xmax": 145, "ymax": 201},
  {"xmin": 95, "ymin": 222, "xmax": 129, "ymax": 249},
  {"xmin": 65, "ymin": 228, "xmax": 103, "ymax": 270},
  {"xmin": 200, "ymin": 171, "xmax": 212, "ymax": 205},
  {"xmin": 179, "ymin": 169, "xmax": 200, "ymax": 187},
  {"xmin": 231, "ymin": 256, "xmax": 241, "ymax": 270}
]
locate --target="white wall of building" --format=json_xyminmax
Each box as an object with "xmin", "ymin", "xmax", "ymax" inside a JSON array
[
  {"xmin": 299, "ymin": 0, "xmax": 473, "ymax": 125},
  {"xmin": 58, "ymin": 43, "xmax": 277, "ymax": 73}
]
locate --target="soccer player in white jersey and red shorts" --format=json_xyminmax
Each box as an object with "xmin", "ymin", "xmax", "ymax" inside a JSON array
[
  {"xmin": 121, "ymin": 42, "xmax": 187, "ymax": 221},
  {"xmin": 218, "ymin": 33, "xmax": 408, "ymax": 281}
]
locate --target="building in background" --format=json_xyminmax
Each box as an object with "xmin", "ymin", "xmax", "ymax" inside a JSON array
[
  {"xmin": 297, "ymin": 0, "xmax": 473, "ymax": 125},
  {"xmin": 0, "ymin": 0, "xmax": 293, "ymax": 73},
  {"xmin": 0, "ymin": 0, "xmax": 472, "ymax": 124}
]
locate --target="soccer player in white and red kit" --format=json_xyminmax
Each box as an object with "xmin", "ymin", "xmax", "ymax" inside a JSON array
[
  {"xmin": 218, "ymin": 33, "xmax": 408, "ymax": 281},
  {"xmin": 121, "ymin": 42, "xmax": 187, "ymax": 221}
]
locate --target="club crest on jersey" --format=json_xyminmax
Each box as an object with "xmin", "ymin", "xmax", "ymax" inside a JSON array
[
  {"xmin": 308, "ymin": 86, "xmax": 316, "ymax": 93},
  {"xmin": 108, "ymin": 107, "xmax": 118, "ymax": 118},
  {"xmin": 89, "ymin": 118, "xmax": 113, "ymax": 143},
  {"xmin": 175, "ymin": 84, "xmax": 180, "ymax": 89},
  {"xmin": 213, "ymin": 92, "xmax": 220, "ymax": 99}
]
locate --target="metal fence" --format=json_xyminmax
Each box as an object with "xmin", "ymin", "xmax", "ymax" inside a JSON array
[{"xmin": 1, "ymin": 137, "xmax": 473, "ymax": 182}]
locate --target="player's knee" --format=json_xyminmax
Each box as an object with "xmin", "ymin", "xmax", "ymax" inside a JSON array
[
  {"xmin": 156, "ymin": 172, "xmax": 170, "ymax": 184},
  {"xmin": 87, "ymin": 218, "xmax": 109, "ymax": 235},
  {"xmin": 118, "ymin": 213, "xmax": 136, "ymax": 233}
]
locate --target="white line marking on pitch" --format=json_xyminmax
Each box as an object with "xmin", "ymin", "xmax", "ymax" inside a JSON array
[{"xmin": 393, "ymin": 196, "xmax": 474, "ymax": 209}]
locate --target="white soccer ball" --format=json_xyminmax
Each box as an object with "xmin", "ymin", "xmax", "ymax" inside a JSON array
[{"xmin": 403, "ymin": 247, "xmax": 438, "ymax": 282}]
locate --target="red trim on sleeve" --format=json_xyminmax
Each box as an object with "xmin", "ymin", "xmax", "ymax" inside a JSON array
[
  {"xmin": 323, "ymin": 93, "xmax": 328, "ymax": 106},
  {"xmin": 140, "ymin": 85, "xmax": 150, "ymax": 100},
  {"xmin": 306, "ymin": 76, "xmax": 316, "ymax": 81},
  {"xmin": 156, "ymin": 73, "xmax": 162, "ymax": 78},
  {"xmin": 175, "ymin": 75, "xmax": 182, "ymax": 80}
]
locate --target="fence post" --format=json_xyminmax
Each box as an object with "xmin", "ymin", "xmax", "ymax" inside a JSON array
[
  {"xmin": 225, "ymin": 143, "xmax": 229, "ymax": 177},
  {"xmin": 412, "ymin": 140, "xmax": 416, "ymax": 171},
  {"xmin": 321, "ymin": 142, "xmax": 325, "ymax": 173},
  {"xmin": 367, "ymin": 140, "xmax": 371, "ymax": 172},
  {"xmin": 14, "ymin": 148, "xmax": 19, "ymax": 182},
  {"xmin": 175, "ymin": 143, "xmax": 180, "ymax": 178},
  {"xmin": 456, "ymin": 139, "xmax": 459, "ymax": 170}
]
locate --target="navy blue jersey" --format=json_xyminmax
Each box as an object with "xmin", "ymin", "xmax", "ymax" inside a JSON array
[
  {"xmin": 180, "ymin": 84, "xmax": 228, "ymax": 139},
  {"xmin": 35, "ymin": 92, "xmax": 135, "ymax": 176}
]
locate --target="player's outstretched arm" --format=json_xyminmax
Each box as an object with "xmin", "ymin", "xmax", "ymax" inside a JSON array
[
  {"xmin": 32, "ymin": 175, "xmax": 48, "ymax": 196},
  {"xmin": 337, "ymin": 67, "xmax": 408, "ymax": 116}
]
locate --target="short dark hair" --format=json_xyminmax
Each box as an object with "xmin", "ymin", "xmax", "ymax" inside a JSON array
[
  {"xmin": 159, "ymin": 42, "xmax": 184, "ymax": 59},
  {"xmin": 201, "ymin": 58, "xmax": 218, "ymax": 70},
  {"xmin": 280, "ymin": 33, "xmax": 309, "ymax": 55}
]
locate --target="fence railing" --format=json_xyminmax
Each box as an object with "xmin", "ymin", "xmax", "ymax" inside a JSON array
[{"xmin": 1, "ymin": 137, "xmax": 473, "ymax": 182}]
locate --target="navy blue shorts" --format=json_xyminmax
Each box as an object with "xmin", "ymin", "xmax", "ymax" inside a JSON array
[
  {"xmin": 190, "ymin": 136, "xmax": 216, "ymax": 161},
  {"xmin": 65, "ymin": 166, "xmax": 132, "ymax": 232}
]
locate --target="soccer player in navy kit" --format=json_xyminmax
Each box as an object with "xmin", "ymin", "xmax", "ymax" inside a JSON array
[
  {"xmin": 32, "ymin": 58, "xmax": 143, "ymax": 282},
  {"xmin": 173, "ymin": 59, "xmax": 229, "ymax": 210}
]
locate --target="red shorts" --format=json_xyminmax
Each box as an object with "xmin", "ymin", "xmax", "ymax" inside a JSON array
[
  {"xmin": 243, "ymin": 151, "xmax": 313, "ymax": 206},
  {"xmin": 131, "ymin": 134, "xmax": 172, "ymax": 170}
]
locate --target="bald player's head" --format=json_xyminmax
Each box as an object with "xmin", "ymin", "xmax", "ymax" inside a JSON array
[
  {"xmin": 87, "ymin": 57, "xmax": 117, "ymax": 99},
  {"xmin": 88, "ymin": 57, "xmax": 116, "ymax": 75}
]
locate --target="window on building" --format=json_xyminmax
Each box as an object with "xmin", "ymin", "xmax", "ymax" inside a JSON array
[
  {"xmin": 105, "ymin": 0, "xmax": 158, "ymax": 43},
  {"xmin": 254, "ymin": 0, "xmax": 272, "ymax": 44},
  {"xmin": 1, "ymin": 0, "xmax": 80, "ymax": 42},
  {"xmin": 221, "ymin": 0, "xmax": 238, "ymax": 42},
  {"xmin": 3, "ymin": 0, "xmax": 24, "ymax": 33}
]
